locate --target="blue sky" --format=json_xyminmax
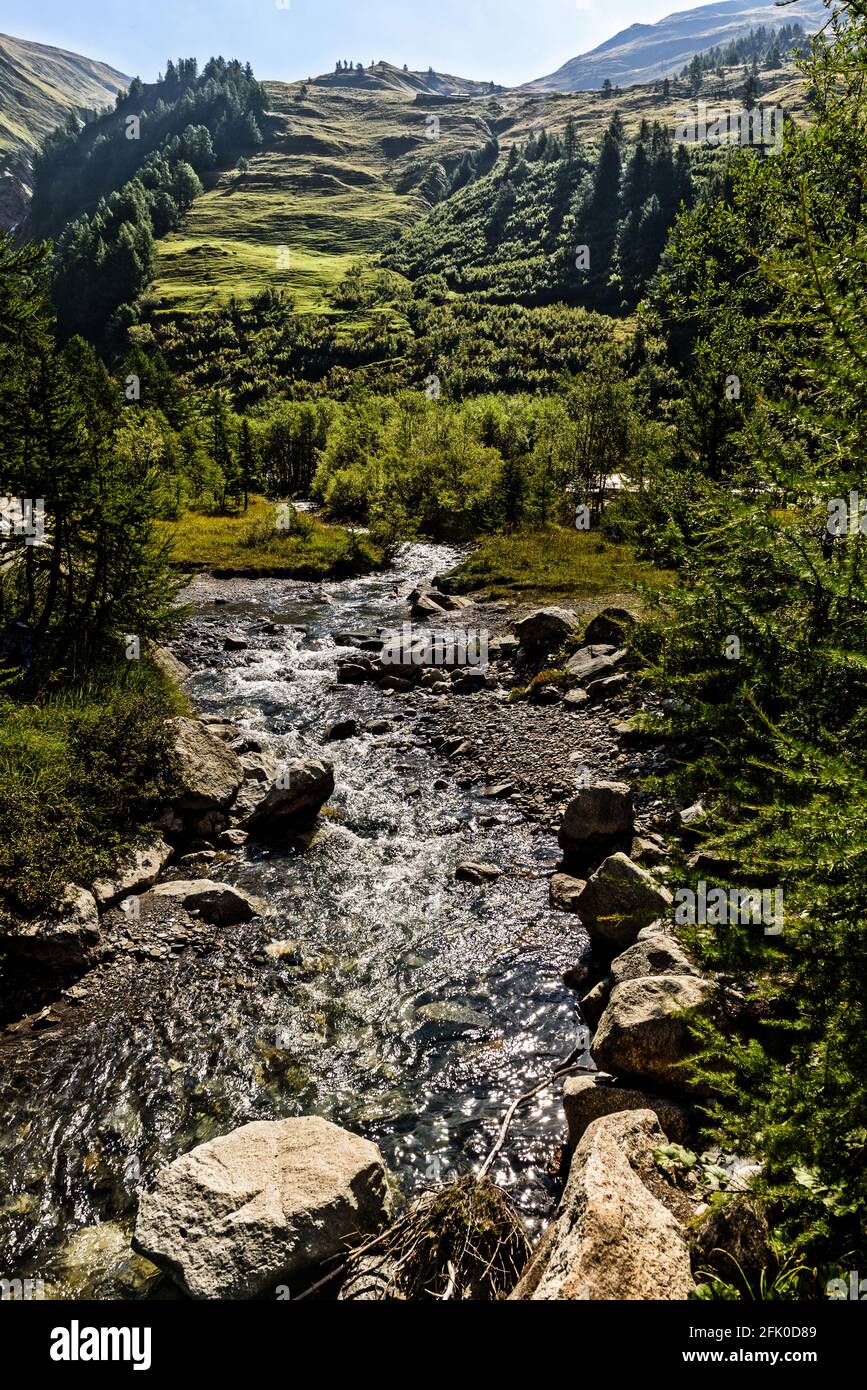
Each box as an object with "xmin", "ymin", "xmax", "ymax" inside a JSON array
[{"xmin": 2, "ymin": 0, "xmax": 722, "ymax": 87}]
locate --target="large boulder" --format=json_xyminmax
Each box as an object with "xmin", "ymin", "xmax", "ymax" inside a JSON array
[
  {"xmin": 511, "ymin": 1110, "xmax": 694, "ymax": 1300},
  {"xmin": 148, "ymin": 643, "xmax": 191, "ymax": 685},
  {"xmin": 133, "ymin": 1117, "xmax": 393, "ymax": 1299},
  {"xmin": 0, "ymin": 884, "xmax": 100, "ymax": 970},
  {"xmin": 610, "ymin": 932, "xmax": 698, "ymax": 986},
  {"xmin": 243, "ymin": 759, "xmax": 335, "ymax": 836},
  {"xmin": 563, "ymin": 1072, "xmax": 694, "ymax": 1148},
  {"xmin": 514, "ymin": 607, "xmax": 576, "ymax": 654},
  {"xmin": 593, "ymin": 975, "xmax": 712, "ymax": 1092},
  {"xmin": 558, "ymin": 784, "xmax": 634, "ymax": 856},
  {"xmin": 147, "ymin": 880, "xmax": 264, "ymax": 925},
  {"xmin": 170, "ymin": 718, "xmax": 245, "ymax": 814},
  {"xmin": 91, "ymin": 838, "xmax": 173, "ymax": 910},
  {"xmin": 573, "ymin": 854, "xmax": 672, "ymax": 952},
  {"xmin": 582, "ymin": 607, "xmax": 637, "ymax": 648}
]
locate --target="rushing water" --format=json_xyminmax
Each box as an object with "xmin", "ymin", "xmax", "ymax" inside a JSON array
[{"xmin": 0, "ymin": 544, "xmax": 588, "ymax": 1294}]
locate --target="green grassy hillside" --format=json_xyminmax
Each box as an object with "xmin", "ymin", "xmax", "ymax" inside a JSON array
[
  {"xmin": 149, "ymin": 60, "xmax": 808, "ymax": 320},
  {"xmin": 150, "ymin": 78, "xmax": 495, "ymax": 314}
]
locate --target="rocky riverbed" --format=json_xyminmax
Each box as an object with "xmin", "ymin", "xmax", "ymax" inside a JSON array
[{"xmin": 0, "ymin": 542, "xmax": 745, "ymax": 1300}]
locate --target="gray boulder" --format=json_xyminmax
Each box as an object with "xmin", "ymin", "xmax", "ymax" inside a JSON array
[
  {"xmin": 133, "ymin": 1116, "xmax": 393, "ymax": 1299},
  {"xmin": 563, "ymin": 1072, "xmax": 694, "ymax": 1148},
  {"xmin": 514, "ymin": 607, "xmax": 576, "ymax": 653},
  {"xmin": 565, "ymin": 645, "xmax": 625, "ymax": 684},
  {"xmin": 170, "ymin": 718, "xmax": 245, "ymax": 814},
  {"xmin": 91, "ymin": 838, "xmax": 174, "ymax": 909},
  {"xmin": 558, "ymin": 782, "xmax": 634, "ymax": 854},
  {"xmin": 148, "ymin": 643, "xmax": 191, "ymax": 685},
  {"xmin": 0, "ymin": 884, "xmax": 100, "ymax": 970},
  {"xmin": 511, "ymin": 1110, "xmax": 693, "ymax": 1301},
  {"xmin": 587, "ymin": 673, "xmax": 630, "ymax": 704},
  {"xmin": 573, "ymin": 854, "xmax": 672, "ymax": 951},
  {"xmin": 610, "ymin": 932, "xmax": 698, "ymax": 986},
  {"xmin": 593, "ymin": 974, "xmax": 712, "ymax": 1092},
  {"xmin": 455, "ymin": 862, "xmax": 502, "ymax": 885},
  {"xmin": 549, "ymin": 873, "xmax": 587, "ymax": 913},
  {"xmin": 324, "ymin": 718, "xmax": 359, "ymax": 742},
  {"xmin": 147, "ymin": 880, "xmax": 264, "ymax": 925},
  {"xmin": 582, "ymin": 607, "xmax": 636, "ymax": 647},
  {"xmin": 243, "ymin": 759, "xmax": 335, "ymax": 836}
]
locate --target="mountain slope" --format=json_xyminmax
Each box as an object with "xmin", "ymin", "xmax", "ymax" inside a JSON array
[
  {"xmin": 150, "ymin": 78, "xmax": 497, "ymax": 314},
  {"xmin": 310, "ymin": 60, "xmax": 501, "ymax": 97},
  {"xmin": 0, "ymin": 31, "xmax": 128, "ymax": 228},
  {"xmin": 524, "ymin": 0, "xmax": 827, "ymax": 91},
  {"xmin": 150, "ymin": 55, "xmax": 810, "ymax": 319}
]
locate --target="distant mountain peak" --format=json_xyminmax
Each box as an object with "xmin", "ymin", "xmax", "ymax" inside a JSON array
[{"xmin": 523, "ymin": 0, "xmax": 827, "ymax": 92}]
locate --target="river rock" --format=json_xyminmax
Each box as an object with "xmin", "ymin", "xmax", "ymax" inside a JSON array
[
  {"xmin": 511, "ymin": 1110, "xmax": 693, "ymax": 1300},
  {"xmin": 549, "ymin": 873, "xmax": 587, "ymax": 913},
  {"xmin": 170, "ymin": 718, "xmax": 245, "ymax": 813},
  {"xmin": 565, "ymin": 645, "xmax": 624, "ymax": 683},
  {"xmin": 148, "ymin": 643, "xmax": 191, "ymax": 685},
  {"xmin": 514, "ymin": 607, "xmax": 576, "ymax": 653},
  {"xmin": 0, "ymin": 884, "xmax": 100, "ymax": 970},
  {"xmin": 582, "ymin": 608, "xmax": 636, "ymax": 647},
  {"xmin": 91, "ymin": 838, "xmax": 174, "ymax": 909},
  {"xmin": 147, "ymin": 880, "xmax": 264, "ymax": 925},
  {"xmin": 593, "ymin": 975, "xmax": 712, "ymax": 1092},
  {"xmin": 579, "ymin": 978, "xmax": 612, "ymax": 1027},
  {"xmin": 563, "ymin": 1073, "xmax": 694, "ymax": 1148},
  {"xmin": 218, "ymin": 829, "xmax": 249, "ymax": 849},
  {"xmin": 610, "ymin": 933, "xmax": 698, "ymax": 986},
  {"xmin": 587, "ymin": 673, "xmax": 630, "ymax": 704},
  {"xmin": 337, "ymin": 660, "xmax": 376, "ymax": 684},
  {"xmin": 573, "ymin": 854, "xmax": 672, "ymax": 951},
  {"xmin": 410, "ymin": 592, "xmax": 448, "ymax": 620},
  {"xmin": 133, "ymin": 1116, "xmax": 393, "ymax": 1299},
  {"xmin": 455, "ymin": 862, "xmax": 502, "ymax": 885},
  {"xmin": 558, "ymin": 782, "xmax": 634, "ymax": 854},
  {"xmin": 324, "ymin": 718, "xmax": 359, "ymax": 742},
  {"xmin": 450, "ymin": 669, "xmax": 489, "ymax": 694},
  {"xmin": 243, "ymin": 759, "xmax": 335, "ymax": 836},
  {"xmin": 564, "ymin": 688, "xmax": 589, "ymax": 710},
  {"xmin": 239, "ymin": 750, "xmax": 279, "ymax": 784},
  {"xmin": 223, "ymin": 632, "xmax": 248, "ymax": 652}
]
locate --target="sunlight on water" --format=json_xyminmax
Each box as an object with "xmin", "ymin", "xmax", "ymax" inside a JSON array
[{"xmin": 0, "ymin": 544, "xmax": 586, "ymax": 1290}]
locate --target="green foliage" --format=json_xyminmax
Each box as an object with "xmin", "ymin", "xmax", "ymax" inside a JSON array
[
  {"xmin": 632, "ymin": 5, "xmax": 867, "ymax": 1274},
  {"xmin": 388, "ymin": 116, "xmax": 694, "ymax": 314},
  {"xmin": 0, "ymin": 236, "xmax": 180, "ymax": 685},
  {"xmin": 0, "ymin": 661, "xmax": 182, "ymax": 913},
  {"xmin": 35, "ymin": 58, "xmax": 266, "ymax": 341}
]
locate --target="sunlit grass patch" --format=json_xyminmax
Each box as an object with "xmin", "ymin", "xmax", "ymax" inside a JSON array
[
  {"xmin": 449, "ymin": 527, "xmax": 675, "ymax": 609},
  {"xmin": 159, "ymin": 497, "xmax": 385, "ymax": 577}
]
